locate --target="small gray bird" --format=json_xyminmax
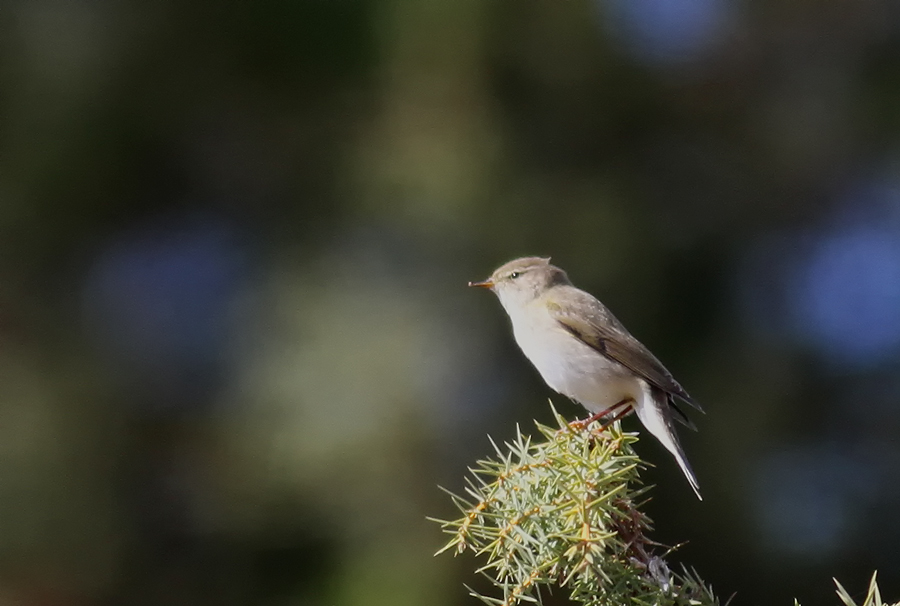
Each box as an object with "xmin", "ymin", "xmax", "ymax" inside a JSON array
[{"xmin": 470, "ymin": 256, "xmax": 703, "ymax": 500}]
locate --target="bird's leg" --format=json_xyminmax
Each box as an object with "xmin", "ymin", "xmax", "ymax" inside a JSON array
[
  {"xmin": 594, "ymin": 404, "xmax": 633, "ymax": 433},
  {"xmin": 569, "ymin": 398, "xmax": 633, "ymax": 430}
]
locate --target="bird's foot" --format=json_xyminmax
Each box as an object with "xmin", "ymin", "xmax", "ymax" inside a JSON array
[{"xmin": 569, "ymin": 398, "xmax": 634, "ymax": 432}]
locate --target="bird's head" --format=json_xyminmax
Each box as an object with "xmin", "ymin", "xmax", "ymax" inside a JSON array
[{"xmin": 469, "ymin": 256, "xmax": 570, "ymax": 311}]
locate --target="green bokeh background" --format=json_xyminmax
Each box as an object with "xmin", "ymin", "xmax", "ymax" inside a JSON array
[{"xmin": 2, "ymin": 1, "xmax": 900, "ymax": 604}]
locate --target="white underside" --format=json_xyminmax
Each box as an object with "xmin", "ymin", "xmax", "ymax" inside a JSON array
[{"xmin": 507, "ymin": 300, "xmax": 640, "ymax": 411}]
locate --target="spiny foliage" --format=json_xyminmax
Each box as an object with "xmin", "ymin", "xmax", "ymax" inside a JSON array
[
  {"xmin": 794, "ymin": 573, "xmax": 899, "ymax": 606},
  {"xmin": 432, "ymin": 404, "xmax": 717, "ymax": 606}
]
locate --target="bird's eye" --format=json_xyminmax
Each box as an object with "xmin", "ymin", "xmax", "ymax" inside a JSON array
[{"xmin": 510, "ymin": 271, "xmax": 521, "ymax": 279}]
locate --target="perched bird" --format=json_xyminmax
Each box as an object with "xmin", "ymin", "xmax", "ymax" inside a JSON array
[{"xmin": 470, "ymin": 256, "xmax": 703, "ymax": 499}]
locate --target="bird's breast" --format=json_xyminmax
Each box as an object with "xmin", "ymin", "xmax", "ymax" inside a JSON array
[{"xmin": 508, "ymin": 306, "xmax": 637, "ymax": 411}]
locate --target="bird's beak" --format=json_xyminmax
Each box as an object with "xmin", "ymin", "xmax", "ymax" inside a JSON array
[{"xmin": 468, "ymin": 279, "xmax": 494, "ymax": 289}]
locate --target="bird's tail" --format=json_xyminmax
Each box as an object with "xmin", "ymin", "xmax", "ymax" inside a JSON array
[{"xmin": 632, "ymin": 385, "xmax": 702, "ymax": 500}]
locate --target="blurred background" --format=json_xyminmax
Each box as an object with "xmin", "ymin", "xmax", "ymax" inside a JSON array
[{"xmin": 2, "ymin": 0, "xmax": 900, "ymax": 604}]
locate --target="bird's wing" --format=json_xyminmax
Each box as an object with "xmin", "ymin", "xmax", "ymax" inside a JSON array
[{"xmin": 546, "ymin": 290, "xmax": 702, "ymax": 412}]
